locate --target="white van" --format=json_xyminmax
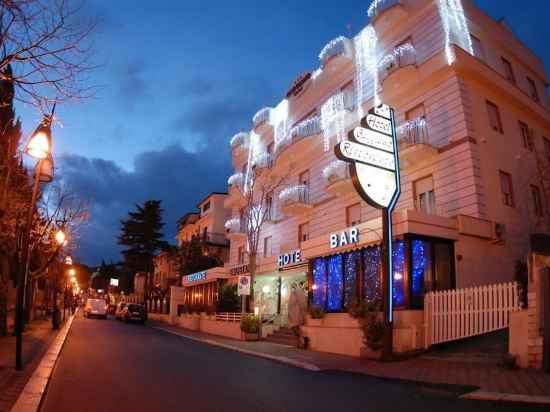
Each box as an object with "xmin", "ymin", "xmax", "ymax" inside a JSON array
[{"xmin": 84, "ymin": 298, "xmax": 108, "ymax": 319}]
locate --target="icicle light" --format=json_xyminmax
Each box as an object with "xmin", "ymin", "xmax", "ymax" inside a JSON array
[
  {"xmin": 320, "ymin": 91, "xmax": 354, "ymax": 152},
  {"xmin": 437, "ymin": 0, "xmax": 473, "ymax": 65},
  {"xmin": 354, "ymin": 25, "xmax": 379, "ymax": 117}
]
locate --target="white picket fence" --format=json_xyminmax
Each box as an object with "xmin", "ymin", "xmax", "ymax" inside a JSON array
[
  {"xmin": 424, "ymin": 282, "xmax": 520, "ymax": 348},
  {"xmin": 215, "ymin": 312, "xmax": 242, "ymax": 322}
]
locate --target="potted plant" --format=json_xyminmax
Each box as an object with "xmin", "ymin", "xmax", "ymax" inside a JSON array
[
  {"xmin": 240, "ymin": 315, "xmax": 260, "ymax": 341},
  {"xmin": 358, "ymin": 300, "xmax": 384, "ymax": 360},
  {"xmin": 306, "ymin": 305, "xmax": 325, "ymax": 326}
]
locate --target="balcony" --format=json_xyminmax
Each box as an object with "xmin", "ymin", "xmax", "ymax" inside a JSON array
[
  {"xmin": 378, "ymin": 43, "xmax": 416, "ymax": 84},
  {"xmin": 278, "ymin": 185, "xmax": 313, "ymax": 216},
  {"xmin": 396, "ymin": 117, "xmax": 437, "ymax": 168},
  {"xmin": 224, "ymin": 218, "xmax": 246, "ymax": 239},
  {"xmin": 253, "ymin": 107, "xmax": 272, "ymax": 134},
  {"xmin": 319, "ymin": 36, "xmax": 354, "ymax": 69},
  {"xmin": 251, "ymin": 152, "xmax": 273, "ymax": 170},
  {"xmin": 323, "ymin": 160, "xmax": 354, "ymax": 197},
  {"xmin": 200, "ymin": 232, "xmax": 230, "ymax": 246},
  {"xmin": 275, "ymin": 115, "xmax": 321, "ymax": 158},
  {"xmin": 226, "ymin": 173, "xmax": 246, "ymax": 208},
  {"xmin": 230, "ymin": 132, "xmax": 249, "ymax": 153},
  {"xmin": 368, "ymin": 0, "xmax": 407, "ymax": 31},
  {"xmin": 227, "ymin": 172, "xmax": 245, "ymax": 191}
]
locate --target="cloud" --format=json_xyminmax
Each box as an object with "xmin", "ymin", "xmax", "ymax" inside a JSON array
[{"xmin": 58, "ymin": 143, "xmax": 231, "ymax": 265}]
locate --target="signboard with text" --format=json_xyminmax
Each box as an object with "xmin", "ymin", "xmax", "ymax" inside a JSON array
[{"xmin": 237, "ymin": 275, "xmax": 251, "ymax": 296}]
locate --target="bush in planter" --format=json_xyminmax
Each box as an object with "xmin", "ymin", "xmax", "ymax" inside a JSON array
[
  {"xmin": 308, "ymin": 305, "xmax": 325, "ymax": 319},
  {"xmin": 361, "ymin": 314, "xmax": 385, "ymax": 351},
  {"xmin": 240, "ymin": 315, "xmax": 260, "ymax": 334}
]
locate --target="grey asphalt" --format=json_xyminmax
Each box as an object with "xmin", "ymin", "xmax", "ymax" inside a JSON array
[{"xmin": 40, "ymin": 315, "xmax": 547, "ymax": 412}]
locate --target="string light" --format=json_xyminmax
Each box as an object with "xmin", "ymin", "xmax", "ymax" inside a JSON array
[
  {"xmin": 327, "ymin": 254, "xmax": 343, "ymax": 311},
  {"xmin": 230, "ymin": 131, "xmax": 249, "ymax": 149},
  {"xmin": 354, "ymin": 25, "xmax": 378, "ymax": 116},
  {"xmin": 227, "ymin": 172, "xmax": 244, "ymax": 188},
  {"xmin": 278, "ymin": 185, "xmax": 308, "ymax": 205},
  {"xmin": 437, "ymin": 0, "xmax": 473, "ymax": 65},
  {"xmin": 253, "ymin": 107, "xmax": 272, "ymax": 128},
  {"xmin": 396, "ymin": 116, "xmax": 428, "ymax": 144},
  {"xmin": 320, "ymin": 90, "xmax": 354, "ymax": 152},
  {"xmin": 312, "ymin": 258, "xmax": 327, "ymax": 307},
  {"xmin": 224, "ymin": 217, "xmax": 241, "ymax": 232},
  {"xmin": 363, "ymin": 246, "xmax": 381, "ymax": 304},
  {"xmin": 322, "ymin": 159, "xmax": 348, "ymax": 182},
  {"xmin": 367, "ymin": 0, "xmax": 396, "ymax": 19}
]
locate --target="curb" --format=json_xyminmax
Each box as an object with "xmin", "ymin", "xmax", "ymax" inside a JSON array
[
  {"xmin": 153, "ymin": 326, "xmax": 321, "ymax": 372},
  {"xmin": 10, "ymin": 314, "xmax": 75, "ymax": 412},
  {"xmin": 461, "ymin": 390, "xmax": 550, "ymax": 405}
]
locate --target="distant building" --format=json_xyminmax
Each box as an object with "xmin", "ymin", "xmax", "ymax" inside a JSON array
[{"xmin": 153, "ymin": 249, "xmax": 179, "ymax": 290}]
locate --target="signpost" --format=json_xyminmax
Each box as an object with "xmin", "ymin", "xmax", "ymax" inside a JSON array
[{"xmin": 335, "ymin": 103, "xmax": 401, "ymax": 358}]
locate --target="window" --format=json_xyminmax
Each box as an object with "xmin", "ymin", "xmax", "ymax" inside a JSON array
[
  {"xmin": 486, "ymin": 101, "xmax": 503, "ymax": 133},
  {"xmin": 298, "ymin": 222, "xmax": 309, "ymax": 243},
  {"xmin": 202, "ymin": 201, "xmax": 211, "ymax": 213},
  {"xmin": 265, "ymin": 192, "xmax": 273, "ymax": 221},
  {"xmin": 263, "ymin": 236, "xmax": 272, "ymax": 258},
  {"xmin": 499, "ymin": 171, "xmax": 515, "ymax": 207},
  {"xmin": 544, "ymin": 137, "xmax": 550, "ymax": 161},
  {"xmin": 414, "ymin": 175, "xmax": 436, "ymax": 215},
  {"xmin": 405, "ymin": 103, "xmax": 428, "ymax": 144},
  {"xmin": 202, "ymin": 227, "xmax": 207, "ymax": 240},
  {"xmin": 346, "ymin": 203, "xmax": 361, "ymax": 226},
  {"xmin": 299, "ymin": 170, "xmax": 310, "ymax": 203},
  {"xmin": 531, "ymin": 185, "xmax": 543, "ymax": 216},
  {"xmin": 470, "ymin": 35, "xmax": 485, "ymax": 61},
  {"xmin": 526, "ymin": 77, "xmax": 540, "ymax": 102},
  {"xmin": 519, "ymin": 121, "xmax": 533, "ymax": 151},
  {"xmin": 501, "ymin": 57, "xmax": 515, "ymax": 84},
  {"xmin": 237, "ymin": 246, "xmax": 245, "ymax": 264}
]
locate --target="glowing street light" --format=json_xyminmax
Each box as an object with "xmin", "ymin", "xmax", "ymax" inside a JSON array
[
  {"xmin": 55, "ymin": 230, "xmax": 66, "ymax": 245},
  {"xmin": 25, "ymin": 128, "xmax": 50, "ymax": 159}
]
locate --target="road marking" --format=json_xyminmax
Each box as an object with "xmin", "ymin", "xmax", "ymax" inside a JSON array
[{"xmin": 153, "ymin": 326, "xmax": 321, "ymax": 372}]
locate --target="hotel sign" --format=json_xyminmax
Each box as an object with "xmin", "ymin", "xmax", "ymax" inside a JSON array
[
  {"xmin": 278, "ymin": 250, "xmax": 302, "ymax": 268},
  {"xmin": 185, "ymin": 271, "xmax": 207, "ymax": 284}
]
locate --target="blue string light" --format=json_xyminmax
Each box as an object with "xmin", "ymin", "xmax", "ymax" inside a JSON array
[
  {"xmin": 327, "ymin": 254, "xmax": 343, "ymax": 311},
  {"xmin": 363, "ymin": 246, "xmax": 381, "ymax": 304},
  {"xmin": 411, "ymin": 239, "xmax": 428, "ymax": 298},
  {"xmin": 392, "ymin": 240, "xmax": 405, "ymax": 307},
  {"xmin": 312, "ymin": 258, "xmax": 327, "ymax": 307},
  {"xmin": 344, "ymin": 251, "xmax": 361, "ymax": 307}
]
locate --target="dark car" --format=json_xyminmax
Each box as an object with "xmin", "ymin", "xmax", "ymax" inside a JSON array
[{"xmin": 121, "ymin": 304, "xmax": 147, "ymax": 324}]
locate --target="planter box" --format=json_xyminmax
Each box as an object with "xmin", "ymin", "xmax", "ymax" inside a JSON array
[
  {"xmin": 242, "ymin": 332, "xmax": 259, "ymax": 341},
  {"xmin": 360, "ymin": 346, "xmax": 382, "ymax": 360}
]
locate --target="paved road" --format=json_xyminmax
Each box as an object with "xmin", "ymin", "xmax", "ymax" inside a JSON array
[{"xmin": 41, "ymin": 316, "xmax": 546, "ymax": 412}]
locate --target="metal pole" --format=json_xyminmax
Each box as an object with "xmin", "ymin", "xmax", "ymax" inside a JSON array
[
  {"xmin": 15, "ymin": 159, "xmax": 42, "ymax": 370},
  {"xmin": 381, "ymin": 208, "xmax": 394, "ymax": 360}
]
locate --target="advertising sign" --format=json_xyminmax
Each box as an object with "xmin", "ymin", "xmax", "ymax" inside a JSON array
[
  {"xmin": 109, "ymin": 278, "xmax": 119, "ymax": 287},
  {"xmin": 237, "ymin": 275, "xmax": 251, "ymax": 296}
]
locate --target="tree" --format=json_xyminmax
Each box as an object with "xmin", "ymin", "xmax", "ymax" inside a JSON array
[
  {"xmin": 118, "ymin": 200, "xmax": 168, "ymax": 301},
  {"xmin": 0, "ymin": 0, "xmax": 97, "ymax": 111},
  {"xmin": 177, "ymin": 236, "xmax": 222, "ymax": 279}
]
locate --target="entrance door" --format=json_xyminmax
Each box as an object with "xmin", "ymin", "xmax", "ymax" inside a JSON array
[{"xmin": 543, "ymin": 267, "xmax": 550, "ymax": 373}]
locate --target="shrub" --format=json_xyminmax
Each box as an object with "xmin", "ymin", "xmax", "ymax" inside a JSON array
[
  {"xmin": 361, "ymin": 315, "xmax": 385, "ymax": 351},
  {"xmin": 240, "ymin": 315, "xmax": 260, "ymax": 334},
  {"xmin": 217, "ymin": 284, "xmax": 240, "ymax": 312},
  {"xmin": 348, "ymin": 299, "xmax": 381, "ymax": 319},
  {"xmin": 308, "ymin": 305, "xmax": 325, "ymax": 319}
]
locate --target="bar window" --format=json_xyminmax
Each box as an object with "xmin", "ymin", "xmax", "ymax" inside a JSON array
[
  {"xmin": 470, "ymin": 34, "xmax": 485, "ymax": 61},
  {"xmin": 501, "ymin": 57, "xmax": 515, "ymax": 84},
  {"xmin": 499, "ymin": 170, "xmax": 515, "ymax": 207},
  {"xmin": 486, "ymin": 101, "xmax": 503, "ymax": 133},
  {"xmin": 519, "ymin": 121, "xmax": 533, "ymax": 151},
  {"xmin": 346, "ymin": 203, "xmax": 361, "ymax": 226},
  {"xmin": 526, "ymin": 77, "xmax": 540, "ymax": 102},
  {"xmin": 531, "ymin": 185, "xmax": 543, "ymax": 216},
  {"xmin": 414, "ymin": 175, "xmax": 436, "ymax": 215},
  {"xmin": 298, "ymin": 222, "xmax": 309, "ymax": 243}
]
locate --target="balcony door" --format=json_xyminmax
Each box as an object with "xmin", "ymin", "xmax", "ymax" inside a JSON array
[{"xmin": 299, "ymin": 170, "xmax": 310, "ymax": 203}]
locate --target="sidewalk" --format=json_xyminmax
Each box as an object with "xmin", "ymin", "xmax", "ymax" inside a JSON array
[
  {"xmin": 0, "ymin": 317, "xmax": 61, "ymax": 412},
  {"xmin": 152, "ymin": 321, "xmax": 550, "ymax": 404}
]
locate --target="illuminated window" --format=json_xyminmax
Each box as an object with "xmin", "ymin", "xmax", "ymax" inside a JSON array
[
  {"xmin": 470, "ymin": 35, "xmax": 485, "ymax": 61},
  {"xmin": 414, "ymin": 175, "xmax": 436, "ymax": 215},
  {"xmin": 298, "ymin": 222, "xmax": 309, "ymax": 243},
  {"xmin": 527, "ymin": 77, "xmax": 540, "ymax": 102},
  {"xmin": 519, "ymin": 121, "xmax": 533, "ymax": 151},
  {"xmin": 486, "ymin": 101, "xmax": 503, "ymax": 133},
  {"xmin": 531, "ymin": 185, "xmax": 543, "ymax": 216},
  {"xmin": 346, "ymin": 203, "xmax": 361, "ymax": 226},
  {"xmin": 499, "ymin": 170, "xmax": 515, "ymax": 207},
  {"xmin": 501, "ymin": 57, "xmax": 515, "ymax": 84}
]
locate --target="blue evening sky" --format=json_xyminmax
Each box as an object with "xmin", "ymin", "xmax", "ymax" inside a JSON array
[{"xmin": 17, "ymin": 1, "xmax": 550, "ymax": 265}]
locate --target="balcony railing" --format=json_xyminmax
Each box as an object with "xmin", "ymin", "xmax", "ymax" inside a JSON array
[
  {"xmin": 227, "ymin": 173, "xmax": 245, "ymax": 190},
  {"xmin": 251, "ymin": 152, "xmax": 273, "ymax": 169},
  {"xmin": 276, "ymin": 115, "xmax": 322, "ymax": 155},
  {"xmin": 200, "ymin": 232, "xmax": 230, "ymax": 246},
  {"xmin": 323, "ymin": 160, "xmax": 350, "ymax": 183},
  {"xmin": 279, "ymin": 185, "xmax": 310, "ymax": 206},
  {"xmin": 224, "ymin": 218, "xmax": 246, "ymax": 234},
  {"xmin": 319, "ymin": 36, "xmax": 354, "ymax": 68},
  {"xmin": 396, "ymin": 116, "xmax": 429, "ymax": 146},
  {"xmin": 230, "ymin": 132, "xmax": 249, "ymax": 151},
  {"xmin": 378, "ymin": 43, "xmax": 416, "ymax": 83},
  {"xmin": 253, "ymin": 107, "xmax": 272, "ymax": 129},
  {"xmin": 368, "ymin": 0, "xmax": 403, "ymax": 21}
]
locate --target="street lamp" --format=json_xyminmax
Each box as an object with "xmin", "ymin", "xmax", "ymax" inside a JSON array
[
  {"xmin": 15, "ymin": 113, "xmax": 54, "ymax": 371},
  {"xmin": 52, "ymin": 229, "xmax": 66, "ymax": 330}
]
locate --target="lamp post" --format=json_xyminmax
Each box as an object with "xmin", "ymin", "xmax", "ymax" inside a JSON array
[
  {"xmin": 52, "ymin": 230, "xmax": 66, "ymax": 330},
  {"xmin": 14, "ymin": 114, "xmax": 54, "ymax": 371}
]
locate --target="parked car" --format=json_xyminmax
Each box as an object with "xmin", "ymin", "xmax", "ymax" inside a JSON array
[
  {"xmin": 83, "ymin": 298, "xmax": 108, "ymax": 319},
  {"xmin": 121, "ymin": 304, "xmax": 147, "ymax": 324},
  {"xmin": 115, "ymin": 302, "xmax": 127, "ymax": 320}
]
